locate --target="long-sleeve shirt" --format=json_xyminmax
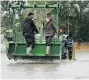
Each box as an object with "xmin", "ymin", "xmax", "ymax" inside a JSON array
[
  {"xmin": 22, "ymin": 17, "xmax": 39, "ymax": 36},
  {"xmin": 43, "ymin": 19, "xmax": 57, "ymax": 36}
]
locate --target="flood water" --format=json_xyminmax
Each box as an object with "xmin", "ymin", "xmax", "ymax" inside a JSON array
[
  {"xmin": 0, "ymin": 35, "xmax": 89, "ymax": 79},
  {"xmin": 1, "ymin": 51, "xmax": 89, "ymax": 79}
]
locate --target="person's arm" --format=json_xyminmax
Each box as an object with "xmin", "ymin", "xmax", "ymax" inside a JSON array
[
  {"xmin": 31, "ymin": 20, "xmax": 39, "ymax": 33},
  {"xmin": 52, "ymin": 20, "xmax": 57, "ymax": 34}
]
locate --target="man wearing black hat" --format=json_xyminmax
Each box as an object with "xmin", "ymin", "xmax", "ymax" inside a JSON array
[{"xmin": 22, "ymin": 12, "xmax": 39, "ymax": 55}]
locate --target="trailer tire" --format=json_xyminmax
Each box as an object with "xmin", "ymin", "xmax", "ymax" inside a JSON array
[
  {"xmin": 68, "ymin": 51, "xmax": 72, "ymax": 60},
  {"xmin": 14, "ymin": 57, "xmax": 17, "ymax": 61}
]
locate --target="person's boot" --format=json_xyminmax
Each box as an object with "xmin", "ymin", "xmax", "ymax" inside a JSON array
[
  {"xmin": 26, "ymin": 46, "xmax": 32, "ymax": 55},
  {"xmin": 45, "ymin": 46, "xmax": 50, "ymax": 56}
]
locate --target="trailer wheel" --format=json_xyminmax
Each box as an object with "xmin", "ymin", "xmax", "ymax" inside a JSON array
[
  {"xmin": 14, "ymin": 57, "xmax": 17, "ymax": 61},
  {"xmin": 50, "ymin": 58, "xmax": 53, "ymax": 62},
  {"xmin": 62, "ymin": 52, "xmax": 67, "ymax": 59},
  {"xmin": 8, "ymin": 57, "xmax": 11, "ymax": 60},
  {"xmin": 68, "ymin": 51, "xmax": 72, "ymax": 60}
]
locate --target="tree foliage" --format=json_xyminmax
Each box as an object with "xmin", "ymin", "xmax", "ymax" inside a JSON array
[{"xmin": 1, "ymin": 1, "xmax": 89, "ymax": 42}]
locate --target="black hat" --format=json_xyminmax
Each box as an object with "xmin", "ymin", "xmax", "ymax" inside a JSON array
[
  {"xmin": 28, "ymin": 12, "xmax": 34, "ymax": 16},
  {"xmin": 47, "ymin": 13, "xmax": 51, "ymax": 17}
]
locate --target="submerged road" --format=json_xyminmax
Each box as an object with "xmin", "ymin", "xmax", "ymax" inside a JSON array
[
  {"xmin": 0, "ymin": 34, "xmax": 89, "ymax": 79},
  {"xmin": 1, "ymin": 51, "xmax": 89, "ymax": 79}
]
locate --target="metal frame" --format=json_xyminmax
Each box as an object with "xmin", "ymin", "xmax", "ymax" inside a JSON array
[
  {"xmin": 10, "ymin": 2, "xmax": 60, "ymax": 41},
  {"xmin": 7, "ymin": 2, "xmax": 76, "ymax": 61},
  {"xmin": 7, "ymin": 2, "xmax": 64, "ymax": 60}
]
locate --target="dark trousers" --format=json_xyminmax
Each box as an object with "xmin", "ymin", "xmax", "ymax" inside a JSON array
[
  {"xmin": 45, "ymin": 35, "xmax": 53, "ymax": 46},
  {"xmin": 24, "ymin": 35, "xmax": 35, "ymax": 48}
]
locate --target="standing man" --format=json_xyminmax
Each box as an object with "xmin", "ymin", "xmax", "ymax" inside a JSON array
[
  {"xmin": 43, "ymin": 13, "xmax": 57, "ymax": 55},
  {"xmin": 22, "ymin": 12, "xmax": 39, "ymax": 55}
]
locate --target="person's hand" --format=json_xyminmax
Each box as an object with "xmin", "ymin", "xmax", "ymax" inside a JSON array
[
  {"xmin": 54, "ymin": 34, "xmax": 58, "ymax": 38},
  {"xmin": 35, "ymin": 31, "xmax": 39, "ymax": 34},
  {"xmin": 37, "ymin": 32, "xmax": 39, "ymax": 34}
]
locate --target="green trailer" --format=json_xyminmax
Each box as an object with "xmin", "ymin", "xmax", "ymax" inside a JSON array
[{"xmin": 6, "ymin": 1, "xmax": 75, "ymax": 61}]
